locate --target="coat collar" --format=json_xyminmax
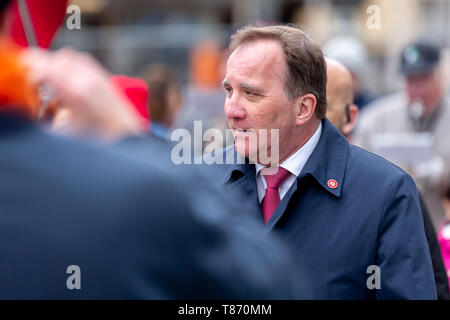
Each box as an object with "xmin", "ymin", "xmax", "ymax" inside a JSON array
[
  {"xmin": 0, "ymin": 112, "xmax": 33, "ymax": 135},
  {"xmin": 220, "ymin": 118, "xmax": 350, "ymax": 198}
]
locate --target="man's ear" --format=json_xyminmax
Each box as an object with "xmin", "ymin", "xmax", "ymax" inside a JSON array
[
  {"xmin": 295, "ymin": 93, "xmax": 317, "ymax": 126},
  {"xmin": 341, "ymin": 104, "xmax": 358, "ymax": 137}
]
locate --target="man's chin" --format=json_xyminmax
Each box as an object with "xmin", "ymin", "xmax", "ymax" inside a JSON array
[
  {"xmin": 234, "ymin": 143, "xmax": 255, "ymax": 161},
  {"xmin": 234, "ymin": 143, "xmax": 268, "ymax": 164}
]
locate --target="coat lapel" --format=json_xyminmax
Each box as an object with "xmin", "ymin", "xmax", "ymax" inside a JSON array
[
  {"xmin": 266, "ymin": 118, "xmax": 350, "ymax": 232},
  {"xmin": 219, "ymin": 120, "xmax": 350, "ymax": 231},
  {"xmin": 226, "ymin": 167, "xmax": 262, "ymax": 222},
  {"xmin": 218, "ymin": 146, "xmax": 263, "ymax": 222}
]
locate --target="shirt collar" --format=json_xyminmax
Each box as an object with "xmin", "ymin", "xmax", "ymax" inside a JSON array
[
  {"xmin": 297, "ymin": 118, "xmax": 349, "ymax": 197},
  {"xmin": 255, "ymin": 121, "xmax": 322, "ymax": 177},
  {"xmin": 221, "ymin": 118, "xmax": 350, "ymax": 198}
]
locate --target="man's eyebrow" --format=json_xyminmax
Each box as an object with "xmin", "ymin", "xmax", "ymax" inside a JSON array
[
  {"xmin": 240, "ymin": 83, "xmax": 265, "ymax": 95},
  {"xmin": 222, "ymin": 79, "xmax": 229, "ymax": 88},
  {"xmin": 221, "ymin": 80, "xmax": 265, "ymax": 95}
]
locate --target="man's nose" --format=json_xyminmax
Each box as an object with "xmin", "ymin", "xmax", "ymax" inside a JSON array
[{"xmin": 224, "ymin": 97, "xmax": 246, "ymax": 119}]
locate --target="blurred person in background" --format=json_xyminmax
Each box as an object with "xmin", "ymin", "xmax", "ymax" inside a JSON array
[
  {"xmin": 323, "ymin": 35, "xmax": 375, "ymax": 112},
  {"xmin": 0, "ymin": 0, "xmax": 306, "ymax": 299},
  {"xmin": 140, "ymin": 64, "xmax": 182, "ymax": 140},
  {"xmin": 353, "ymin": 41, "xmax": 450, "ymax": 230},
  {"xmin": 180, "ymin": 40, "xmax": 228, "ymax": 130},
  {"xmin": 325, "ymin": 58, "xmax": 358, "ymax": 141},
  {"xmin": 175, "ymin": 39, "xmax": 231, "ymax": 152},
  {"xmin": 326, "ymin": 58, "xmax": 449, "ymax": 300},
  {"xmin": 209, "ymin": 24, "xmax": 436, "ymax": 299}
]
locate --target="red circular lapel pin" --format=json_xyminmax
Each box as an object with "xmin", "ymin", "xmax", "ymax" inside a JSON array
[{"xmin": 327, "ymin": 179, "xmax": 338, "ymax": 189}]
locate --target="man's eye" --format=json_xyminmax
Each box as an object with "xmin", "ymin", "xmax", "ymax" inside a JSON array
[
  {"xmin": 245, "ymin": 91, "xmax": 255, "ymax": 96},
  {"xmin": 224, "ymin": 87, "xmax": 232, "ymax": 94}
]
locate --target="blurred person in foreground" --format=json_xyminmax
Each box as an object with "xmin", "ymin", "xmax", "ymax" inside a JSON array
[
  {"xmin": 140, "ymin": 64, "xmax": 183, "ymax": 140},
  {"xmin": 206, "ymin": 24, "xmax": 436, "ymax": 299},
  {"xmin": 326, "ymin": 58, "xmax": 449, "ymax": 300},
  {"xmin": 353, "ymin": 41, "xmax": 450, "ymax": 230},
  {"xmin": 0, "ymin": 0, "xmax": 304, "ymax": 299}
]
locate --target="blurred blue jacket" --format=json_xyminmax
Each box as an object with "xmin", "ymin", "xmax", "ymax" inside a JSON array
[{"xmin": 0, "ymin": 113, "xmax": 306, "ymax": 299}]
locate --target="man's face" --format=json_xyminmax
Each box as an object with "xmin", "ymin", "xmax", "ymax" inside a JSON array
[
  {"xmin": 405, "ymin": 71, "xmax": 443, "ymax": 114},
  {"xmin": 223, "ymin": 40, "xmax": 298, "ymax": 164}
]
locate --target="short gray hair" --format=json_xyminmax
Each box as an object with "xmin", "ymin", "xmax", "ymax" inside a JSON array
[{"xmin": 229, "ymin": 25, "xmax": 327, "ymax": 119}]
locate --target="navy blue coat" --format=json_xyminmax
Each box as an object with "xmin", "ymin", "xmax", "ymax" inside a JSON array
[
  {"xmin": 0, "ymin": 114, "xmax": 304, "ymax": 299},
  {"xmin": 210, "ymin": 118, "xmax": 437, "ymax": 299}
]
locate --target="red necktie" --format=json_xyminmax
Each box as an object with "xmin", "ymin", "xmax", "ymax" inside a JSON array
[{"xmin": 261, "ymin": 167, "xmax": 291, "ymax": 224}]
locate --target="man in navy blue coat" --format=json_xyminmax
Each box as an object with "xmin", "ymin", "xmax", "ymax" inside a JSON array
[{"xmin": 209, "ymin": 25, "xmax": 437, "ymax": 299}]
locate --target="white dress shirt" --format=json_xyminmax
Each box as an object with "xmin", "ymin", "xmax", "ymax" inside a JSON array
[{"xmin": 255, "ymin": 122, "xmax": 322, "ymax": 203}]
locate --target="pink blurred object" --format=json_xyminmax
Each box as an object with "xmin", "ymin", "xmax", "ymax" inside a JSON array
[
  {"xmin": 438, "ymin": 222, "xmax": 450, "ymax": 289},
  {"xmin": 9, "ymin": 0, "xmax": 69, "ymax": 48},
  {"xmin": 110, "ymin": 75, "xmax": 151, "ymax": 130}
]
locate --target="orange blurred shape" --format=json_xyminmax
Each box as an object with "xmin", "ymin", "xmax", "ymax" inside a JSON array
[
  {"xmin": 190, "ymin": 40, "xmax": 222, "ymax": 89},
  {"xmin": 0, "ymin": 40, "xmax": 39, "ymax": 117}
]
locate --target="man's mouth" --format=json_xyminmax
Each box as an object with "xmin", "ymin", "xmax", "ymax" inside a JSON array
[{"xmin": 234, "ymin": 128, "xmax": 252, "ymax": 133}]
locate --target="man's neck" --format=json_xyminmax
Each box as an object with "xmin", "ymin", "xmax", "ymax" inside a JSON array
[
  {"xmin": 283, "ymin": 120, "xmax": 320, "ymax": 163},
  {"xmin": 263, "ymin": 119, "xmax": 321, "ymax": 166}
]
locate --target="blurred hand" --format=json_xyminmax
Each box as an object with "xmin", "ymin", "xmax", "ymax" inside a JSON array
[{"xmin": 23, "ymin": 47, "xmax": 143, "ymax": 141}]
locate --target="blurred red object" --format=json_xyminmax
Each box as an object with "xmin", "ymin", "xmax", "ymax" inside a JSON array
[
  {"xmin": 110, "ymin": 75, "xmax": 151, "ymax": 130},
  {"xmin": 9, "ymin": 0, "xmax": 68, "ymax": 48}
]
